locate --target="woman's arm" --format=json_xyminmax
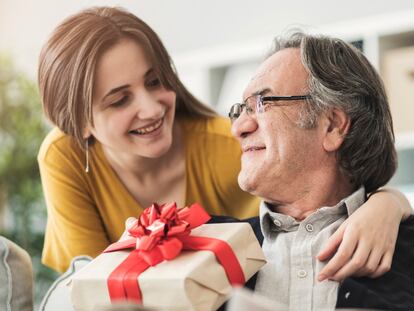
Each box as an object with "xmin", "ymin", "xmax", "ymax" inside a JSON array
[
  {"xmin": 317, "ymin": 187, "xmax": 412, "ymax": 281},
  {"xmin": 38, "ymin": 134, "xmax": 110, "ymax": 273},
  {"xmin": 374, "ymin": 187, "xmax": 413, "ymax": 220}
]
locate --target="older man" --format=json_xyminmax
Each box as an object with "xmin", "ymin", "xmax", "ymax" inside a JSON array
[{"xmin": 228, "ymin": 33, "xmax": 414, "ymax": 310}]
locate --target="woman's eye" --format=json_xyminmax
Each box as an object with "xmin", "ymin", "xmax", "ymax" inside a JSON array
[
  {"xmin": 146, "ymin": 78, "xmax": 161, "ymax": 88},
  {"xmin": 111, "ymin": 95, "xmax": 128, "ymax": 107}
]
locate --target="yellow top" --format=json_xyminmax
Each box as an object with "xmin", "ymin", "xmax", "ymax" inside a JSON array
[{"xmin": 38, "ymin": 116, "xmax": 260, "ymax": 272}]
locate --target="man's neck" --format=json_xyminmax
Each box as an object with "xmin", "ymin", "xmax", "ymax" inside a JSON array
[{"xmin": 267, "ymin": 172, "xmax": 354, "ymax": 221}]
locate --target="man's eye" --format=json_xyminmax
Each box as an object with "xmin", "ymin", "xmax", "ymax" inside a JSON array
[
  {"xmin": 246, "ymin": 105, "xmax": 254, "ymax": 113},
  {"xmin": 261, "ymin": 100, "xmax": 274, "ymax": 109},
  {"xmin": 146, "ymin": 78, "xmax": 161, "ymax": 88},
  {"xmin": 111, "ymin": 95, "xmax": 128, "ymax": 107}
]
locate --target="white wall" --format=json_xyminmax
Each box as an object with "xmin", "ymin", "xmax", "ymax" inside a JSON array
[{"xmin": 2, "ymin": 0, "xmax": 414, "ymax": 78}]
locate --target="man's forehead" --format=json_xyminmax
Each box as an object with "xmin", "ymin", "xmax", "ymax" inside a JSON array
[{"xmin": 243, "ymin": 48, "xmax": 305, "ymax": 99}]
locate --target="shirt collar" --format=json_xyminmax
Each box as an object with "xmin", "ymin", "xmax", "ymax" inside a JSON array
[{"xmin": 260, "ymin": 186, "xmax": 366, "ymax": 235}]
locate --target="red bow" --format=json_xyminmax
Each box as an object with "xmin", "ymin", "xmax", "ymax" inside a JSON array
[{"xmin": 104, "ymin": 203, "xmax": 245, "ymax": 303}]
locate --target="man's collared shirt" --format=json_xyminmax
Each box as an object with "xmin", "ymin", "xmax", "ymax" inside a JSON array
[{"xmin": 255, "ymin": 187, "xmax": 365, "ymax": 311}]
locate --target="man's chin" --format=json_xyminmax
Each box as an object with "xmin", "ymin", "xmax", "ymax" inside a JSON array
[{"xmin": 238, "ymin": 172, "xmax": 258, "ymax": 194}]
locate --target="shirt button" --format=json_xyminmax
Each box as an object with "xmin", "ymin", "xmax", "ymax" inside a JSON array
[
  {"xmin": 305, "ymin": 223, "xmax": 314, "ymax": 232},
  {"xmin": 297, "ymin": 269, "xmax": 307, "ymax": 278},
  {"xmin": 273, "ymin": 219, "xmax": 282, "ymax": 227}
]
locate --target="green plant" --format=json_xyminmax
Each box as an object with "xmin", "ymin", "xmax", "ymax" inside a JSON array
[{"xmin": 0, "ymin": 54, "xmax": 57, "ymax": 305}]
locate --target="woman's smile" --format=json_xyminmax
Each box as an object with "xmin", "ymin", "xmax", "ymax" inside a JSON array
[{"xmin": 129, "ymin": 118, "xmax": 164, "ymax": 136}]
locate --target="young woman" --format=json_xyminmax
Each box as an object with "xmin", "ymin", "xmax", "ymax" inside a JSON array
[{"xmin": 37, "ymin": 7, "xmax": 411, "ymax": 279}]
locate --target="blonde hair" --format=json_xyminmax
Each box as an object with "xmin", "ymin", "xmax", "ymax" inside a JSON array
[{"xmin": 38, "ymin": 6, "xmax": 216, "ymax": 148}]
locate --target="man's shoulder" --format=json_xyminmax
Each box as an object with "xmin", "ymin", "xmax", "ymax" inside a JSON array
[
  {"xmin": 398, "ymin": 214, "xmax": 414, "ymax": 235},
  {"xmin": 208, "ymin": 216, "xmax": 263, "ymax": 245},
  {"xmin": 337, "ymin": 215, "xmax": 414, "ymax": 310}
]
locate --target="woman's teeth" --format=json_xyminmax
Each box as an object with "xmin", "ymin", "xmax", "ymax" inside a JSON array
[{"xmin": 130, "ymin": 119, "xmax": 163, "ymax": 135}]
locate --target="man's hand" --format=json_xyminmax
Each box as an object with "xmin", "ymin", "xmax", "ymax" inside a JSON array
[{"xmin": 316, "ymin": 188, "xmax": 411, "ymax": 281}]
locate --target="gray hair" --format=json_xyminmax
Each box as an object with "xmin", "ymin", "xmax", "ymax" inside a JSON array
[{"xmin": 269, "ymin": 32, "xmax": 397, "ymax": 193}]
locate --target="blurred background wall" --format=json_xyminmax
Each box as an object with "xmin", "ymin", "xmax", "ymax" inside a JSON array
[{"xmin": 1, "ymin": 0, "xmax": 414, "ymax": 307}]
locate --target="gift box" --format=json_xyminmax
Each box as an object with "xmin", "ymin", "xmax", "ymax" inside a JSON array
[{"xmin": 69, "ymin": 203, "xmax": 266, "ymax": 311}]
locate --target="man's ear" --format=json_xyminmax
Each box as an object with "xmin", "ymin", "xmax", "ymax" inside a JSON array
[{"xmin": 322, "ymin": 108, "xmax": 350, "ymax": 152}]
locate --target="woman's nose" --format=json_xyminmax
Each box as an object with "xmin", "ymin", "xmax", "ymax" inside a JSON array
[{"xmin": 134, "ymin": 91, "xmax": 164, "ymax": 120}]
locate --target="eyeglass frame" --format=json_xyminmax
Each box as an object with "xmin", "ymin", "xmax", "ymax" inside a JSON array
[{"xmin": 228, "ymin": 94, "xmax": 312, "ymax": 122}]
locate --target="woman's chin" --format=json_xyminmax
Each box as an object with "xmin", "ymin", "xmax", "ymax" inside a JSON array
[{"xmin": 140, "ymin": 140, "xmax": 173, "ymax": 159}]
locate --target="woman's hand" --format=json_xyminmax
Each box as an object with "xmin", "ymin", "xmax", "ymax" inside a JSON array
[
  {"xmin": 118, "ymin": 217, "xmax": 137, "ymax": 241},
  {"xmin": 317, "ymin": 188, "xmax": 412, "ymax": 282}
]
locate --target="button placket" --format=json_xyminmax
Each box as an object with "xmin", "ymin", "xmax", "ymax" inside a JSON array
[{"xmin": 290, "ymin": 227, "xmax": 313, "ymax": 311}]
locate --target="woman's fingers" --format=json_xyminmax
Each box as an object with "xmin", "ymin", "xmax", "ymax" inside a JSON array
[
  {"xmin": 318, "ymin": 223, "xmax": 357, "ymax": 281},
  {"xmin": 352, "ymin": 248, "xmax": 382, "ymax": 277},
  {"xmin": 317, "ymin": 222, "xmax": 345, "ymax": 262},
  {"xmin": 369, "ymin": 251, "xmax": 393, "ymax": 278},
  {"xmin": 329, "ymin": 242, "xmax": 371, "ymax": 281},
  {"xmin": 317, "ymin": 191, "xmax": 403, "ymax": 282}
]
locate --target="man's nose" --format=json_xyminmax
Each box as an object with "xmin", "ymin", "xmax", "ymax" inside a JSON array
[{"xmin": 231, "ymin": 113, "xmax": 258, "ymax": 139}]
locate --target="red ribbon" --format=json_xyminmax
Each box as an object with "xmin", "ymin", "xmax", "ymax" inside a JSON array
[{"xmin": 104, "ymin": 202, "xmax": 245, "ymax": 303}]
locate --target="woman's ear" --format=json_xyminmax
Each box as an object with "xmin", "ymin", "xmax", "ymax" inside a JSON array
[
  {"xmin": 83, "ymin": 125, "xmax": 92, "ymax": 139},
  {"xmin": 322, "ymin": 108, "xmax": 350, "ymax": 152}
]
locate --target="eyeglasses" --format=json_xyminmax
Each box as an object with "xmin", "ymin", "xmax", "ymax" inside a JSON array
[{"xmin": 228, "ymin": 94, "xmax": 312, "ymax": 122}]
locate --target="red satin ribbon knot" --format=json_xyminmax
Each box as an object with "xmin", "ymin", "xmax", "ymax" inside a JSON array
[{"xmin": 103, "ymin": 202, "xmax": 245, "ymax": 303}]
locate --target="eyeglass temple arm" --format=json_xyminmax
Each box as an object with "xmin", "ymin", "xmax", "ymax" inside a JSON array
[{"xmin": 262, "ymin": 95, "xmax": 311, "ymax": 101}]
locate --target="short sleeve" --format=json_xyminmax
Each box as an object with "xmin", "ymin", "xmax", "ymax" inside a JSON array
[{"xmin": 38, "ymin": 131, "xmax": 110, "ymax": 272}]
